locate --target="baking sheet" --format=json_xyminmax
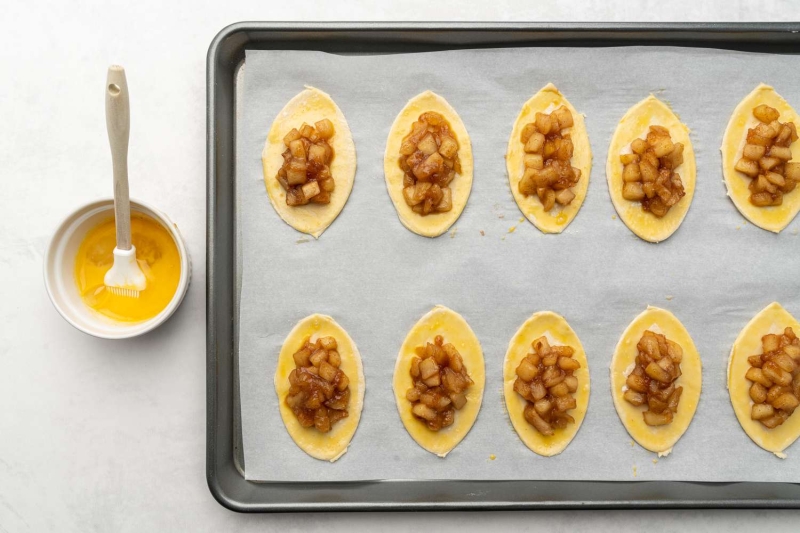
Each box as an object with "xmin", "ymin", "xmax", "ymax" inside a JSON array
[{"xmin": 236, "ymin": 45, "xmax": 800, "ymax": 482}]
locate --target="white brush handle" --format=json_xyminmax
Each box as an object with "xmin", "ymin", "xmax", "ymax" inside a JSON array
[{"xmin": 106, "ymin": 65, "xmax": 132, "ymax": 251}]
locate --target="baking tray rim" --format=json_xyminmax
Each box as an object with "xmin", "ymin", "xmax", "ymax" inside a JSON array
[{"xmin": 207, "ymin": 21, "xmax": 800, "ymax": 513}]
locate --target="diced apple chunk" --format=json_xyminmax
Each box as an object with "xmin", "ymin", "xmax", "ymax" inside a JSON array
[
  {"xmin": 555, "ymin": 188, "xmax": 575, "ymax": 206},
  {"xmin": 438, "ymin": 136, "xmax": 458, "ymax": 159},
  {"xmin": 417, "ymin": 133, "xmax": 438, "ymax": 156},
  {"xmin": 301, "ymin": 180, "xmax": 320, "ymax": 200},
  {"xmin": 314, "ymin": 118, "xmax": 334, "ymax": 139},
  {"xmin": 622, "ymin": 182, "xmax": 645, "ymax": 201},
  {"xmin": 743, "ymin": 144, "xmax": 766, "ymax": 160},
  {"xmin": 769, "ymin": 145, "xmax": 792, "ymax": 161},
  {"xmin": 283, "ymin": 128, "xmax": 302, "ymax": 146},
  {"xmin": 552, "ymin": 106, "xmax": 573, "ymax": 128},
  {"xmin": 436, "ymin": 187, "xmax": 452, "ymax": 212},
  {"xmin": 308, "ymin": 144, "xmax": 327, "ymax": 164},
  {"xmin": 650, "ymin": 136, "xmax": 675, "ymax": 157},
  {"xmin": 735, "ymin": 158, "xmax": 759, "ymax": 178},
  {"xmin": 754, "ymin": 104, "xmax": 780, "ymax": 123},
  {"xmin": 524, "ymin": 132, "xmax": 545, "ymax": 154}
]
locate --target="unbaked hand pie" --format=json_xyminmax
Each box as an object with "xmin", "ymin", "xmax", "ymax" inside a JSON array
[
  {"xmin": 393, "ymin": 305, "xmax": 484, "ymax": 456},
  {"xmin": 728, "ymin": 302, "xmax": 800, "ymax": 457},
  {"xmin": 506, "ymin": 84, "xmax": 592, "ymax": 233},
  {"xmin": 274, "ymin": 314, "xmax": 365, "ymax": 461},
  {"xmin": 607, "ymin": 96, "xmax": 696, "ymax": 242},
  {"xmin": 262, "ymin": 86, "xmax": 357, "ymax": 238},
  {"xmin": 610, "ymin": 307, "xmax": 702, "ymax": 455},
  {"xmin": 503, "ymin": 311, "xmax": 590, "ymax": 456},
  {"xmin": 722, "ymin": 84, "xmax": 800, "ymax": 232},
  {"xmin": 384, "ymin": 91, "xmax": 473, "ymax": 237}
]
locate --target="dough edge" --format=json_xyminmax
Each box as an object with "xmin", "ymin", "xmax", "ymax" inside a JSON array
[
  {"xmin": 392, "ymin": 305, "xmax": 485, "ymax": 457},
  {"xmin": 609, "ymin": 306, "xmax": 702, "ymax": 454},
  {"xmin": 605, "ymin": 95, "xmax": 696, "ymax": 243},
  {"xmin": 274, "ymin": 313, "xmax": 365, "ymax": 462},
  {"xmin": 505, "ymin": 83, "xmax": 592, "ymax": 234},
  {"xmin": 727, "ymin": 301, "xmax": 800, "ymax": 456},
  {"xmin": 720, "ymin": 83, "xmax": 800, "ymax": 233},
  {"xmin": 502, "ymin": 310, "xmax": 591, "ymax": 457},
  {"xmin": 383, "ymin": 91, "xmax": 474, "ymax": 238},
  {"xmin": 262, "ymin": 86, "xmax": 357, "ymax": 238}
]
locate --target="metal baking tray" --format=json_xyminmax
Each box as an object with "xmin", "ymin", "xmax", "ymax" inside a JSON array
[{"xmin": 207, "ymin": 22, "xmax": 800, "ymax": 511}]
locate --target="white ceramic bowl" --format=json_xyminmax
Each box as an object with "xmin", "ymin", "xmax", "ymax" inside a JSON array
[{"xmin": 44, "ymin": 198, "xmax": 191, "ymax": 339}]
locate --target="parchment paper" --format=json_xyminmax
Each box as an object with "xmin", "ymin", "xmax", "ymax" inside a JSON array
[{"xmin": 236, "ymin": 46, "xmax": 800, "ymax": 482}]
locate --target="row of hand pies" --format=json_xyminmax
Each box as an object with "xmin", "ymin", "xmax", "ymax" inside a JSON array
[
  {"xmin": 262, "ymin": 84, "xmax": 800, "ymax": 241},
  {"xmin": 274, "ymin": 302, "xmax": 800, "ymax": 462}
]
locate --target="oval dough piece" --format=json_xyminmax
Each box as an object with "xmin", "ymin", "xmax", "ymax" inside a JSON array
[
  {"xmin": 384, "ymin": 91, "xmax": 473, "ymax": 237},
  {"xmin": 274, "ymin": 314, "xmax": 365, "ymax": 461},
  {"xmin": 727, "ymin": 302, "xmax": 800, "ymax": 457},
  {"xmin": 262, "ymin": 86, "xmax": 356, "ymax": 238},
  {"xmin": 610, "ymin": 306, "xmax": 702, "ymax": 455},
  {"xmin": 506, "ymin": 84, "xmax": 592, "ymax": 233},
  {"xmin": 503, "ymin": 311, "xmax": 590, "ymax": 456},
  {"xmin": 606, "ymin": 95, "xmax": 697, "ymax": 243},
  {"xmin": 393, "ymin": 305, "xmax": 484, "ymax": 456},
  {"xmin": 721, "ymin": 84, "xmax": 800, "ymax": 233}
]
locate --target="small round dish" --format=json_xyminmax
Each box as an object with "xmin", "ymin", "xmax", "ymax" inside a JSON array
[{"xmin": 44, "ymin": 198, "xmax": 191, "ymax": 339}]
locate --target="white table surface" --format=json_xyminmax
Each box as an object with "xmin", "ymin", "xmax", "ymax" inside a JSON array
[{"xmin": 2, "ymin": 1, "xmax": 799, "ymax": 531}]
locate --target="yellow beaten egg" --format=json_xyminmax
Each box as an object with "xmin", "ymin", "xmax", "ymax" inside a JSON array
[{"xmin": 74, "ymin": 213, "xmax": 181, "ymax": 322}]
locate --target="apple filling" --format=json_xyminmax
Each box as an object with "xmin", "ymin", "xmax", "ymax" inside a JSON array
[
  {"xmin": 399, "ymin": 112, "xmax": 461, "ymax": 216},
  {"xmin": 513, "ymin": 336, "xmax": 580, "ymax": 436},
  {"xmin": 623, "ymin": 330, "xmax": 684, "ymax": 426},
  {"xmin": 518, "ymin": 106, "xmax": 581, "ymax": 210},
  {"xmin": 276, "ymin": 119, "xmax": 336, "ymax": 206},
  {"xmin": 406, "ymin": 335, "xmax": 473, "ymax": 431},
  {"xmin": 745, "ymin": 327, "xmax": 800, "ymax": 429},
  {"xmin": 734, "ymin": 104, "xmax": 799, "ymax": 207},
  {"xmin": 620, "ymin": 126, "xmax": 685, "ymax": 217},
  {"xmin": 285, "ymin": 336, "xmax": 350, "ymax": 432}
]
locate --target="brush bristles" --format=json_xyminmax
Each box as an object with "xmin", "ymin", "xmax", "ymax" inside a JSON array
[{"xmin": 106, "ymin": 286, "xmax": 140, "ymax": 298}]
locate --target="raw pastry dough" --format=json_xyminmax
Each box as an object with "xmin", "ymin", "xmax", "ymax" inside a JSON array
[
  {"xmin": 506, "ymin": 84, "xmax": 592, "ymax": 233},
  {"xmin": 384, "ymin": 91, "xmax": 473, "ymax": 237},
  {"xmin": 610, "ymin": 306, "xmax": 702, "ymax": 455},
  {"xmin": 393, "ymin": 305, "xmax": 484, "ymax": 456},
  {"xmin": 262, "ymin": 87, "xmax": 356, "ymax": 238},
  {"xmin": 274, "ymin": 314, "xmax": 365, "ymax": 461},
  {"xmin": 727, "ymin": 302, "xmax": 800, "ymax": 457},
  {"xmin": 721, "ymin": 84, "xmax": 800, "ymax": 233},
  {"xmin": 606, "ymin": 95, "xmax": 696, "ymax": 243},
  {"xmin": 502, "ymin": 311, "xmax": 590, "ymax": 456}
]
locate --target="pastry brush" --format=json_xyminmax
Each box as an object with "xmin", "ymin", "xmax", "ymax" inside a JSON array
[{"xmin": 103, "ymin": 65, "xmax": 146, "ymax": 298}]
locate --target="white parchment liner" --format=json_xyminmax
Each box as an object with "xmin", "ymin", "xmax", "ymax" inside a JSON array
[{"xmin": 237, "ymin": 46, "xmax": 800, "ymax": 482}]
